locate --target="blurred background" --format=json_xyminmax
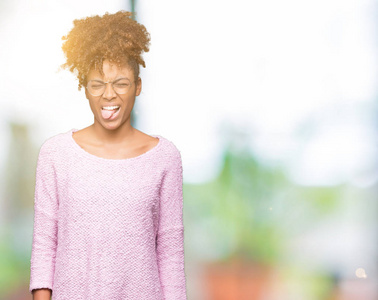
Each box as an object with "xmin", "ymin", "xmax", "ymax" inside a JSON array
[{"xmin": 0, "ymin": 0, "xmax": 377, "ymax": 299}]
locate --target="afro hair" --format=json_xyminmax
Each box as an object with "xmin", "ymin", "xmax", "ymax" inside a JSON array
[{"xmin": 61, "ymin": 11, "xmax": 150, "ymax": 90}]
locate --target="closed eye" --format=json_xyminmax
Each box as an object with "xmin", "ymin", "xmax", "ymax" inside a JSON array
[
  {"xmin": 91, "ymin": 84, "xmax": 105, "ymax": 89},
  {"xmin": 114, "ymin": 83, "xmax": 130, "ymax": 87}
]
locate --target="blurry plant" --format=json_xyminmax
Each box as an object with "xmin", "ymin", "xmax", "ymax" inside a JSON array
[
  {"xmin": 185, "ymin": 145, "xmax": 288, "ymax": 266},
  {"xmin": 183, "ymin": 127, "xmax": 342, "ymax": 267},
  {"xmin": 0, "ymin": 122, "xmax": 37, "ymax": 297}
]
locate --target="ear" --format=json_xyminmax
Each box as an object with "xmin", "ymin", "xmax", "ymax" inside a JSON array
[{"xmin": 135, "ymin": 77, "xmax": 142, "ymax": 97}]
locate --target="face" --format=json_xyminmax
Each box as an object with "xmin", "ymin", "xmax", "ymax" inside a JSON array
[{"xmin": 85, "ymin": 59, "xmax": 142, "ymax": 131}]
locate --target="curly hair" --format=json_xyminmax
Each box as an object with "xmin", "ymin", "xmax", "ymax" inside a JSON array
[{"xmin": 61, "ymin": 11, "xmax": 150, "ymax": 90}]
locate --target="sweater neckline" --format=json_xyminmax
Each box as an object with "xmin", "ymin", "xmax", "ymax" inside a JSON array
[{"xmin": 68, "ymin": 128, "xmax": 163, "ymax": 163}]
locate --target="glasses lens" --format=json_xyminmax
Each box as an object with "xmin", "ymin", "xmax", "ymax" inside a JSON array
[
  {"xmin": 88, "ymin": 81, "xmax": 105, "ymax": 96},
  {"xmin": 87, "ymin": 79, "xmax": 132, "ymax": 96},
  {"xmin": 113, "ymin": 79, "xmax": 131, "ymax": 94}
]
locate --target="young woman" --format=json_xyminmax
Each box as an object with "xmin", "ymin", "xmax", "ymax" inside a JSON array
[{"xmin": 29, "ymin": 11, "xmax": 187, "ymax": 300}]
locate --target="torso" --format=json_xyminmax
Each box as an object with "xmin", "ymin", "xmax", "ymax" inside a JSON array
[{"xmin": 72, "ymin": 126, "xmax": 159, "ymax": 160}]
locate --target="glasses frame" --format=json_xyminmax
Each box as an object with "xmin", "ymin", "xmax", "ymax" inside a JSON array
[{"xmin": 86, "ymin": 78, "xmax": 135, "ymax": 97}]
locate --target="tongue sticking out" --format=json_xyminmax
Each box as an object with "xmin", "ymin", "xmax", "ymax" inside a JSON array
[{"xmin": 101, "ymin": 108, "xmax": 117, "ymax": 119}]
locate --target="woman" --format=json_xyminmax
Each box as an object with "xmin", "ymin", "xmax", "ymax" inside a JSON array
[{"xmin": 29, "ymin": 11, "xmax": 187, "ymax": 300}]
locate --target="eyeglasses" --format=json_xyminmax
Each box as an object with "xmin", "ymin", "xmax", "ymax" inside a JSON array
[{"xmin": 86, "ymin": 78, "xmax": 134, "ymax": 96}]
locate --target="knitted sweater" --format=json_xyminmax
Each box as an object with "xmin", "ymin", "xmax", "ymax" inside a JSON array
[{"xmin": 29, "ymin": 128, "xmax": 187, "ymax": 299}]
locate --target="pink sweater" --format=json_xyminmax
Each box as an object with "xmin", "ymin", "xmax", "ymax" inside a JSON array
[{"xmin": 29, "ymin": 128, "xmax": 187, "ymax": 299}]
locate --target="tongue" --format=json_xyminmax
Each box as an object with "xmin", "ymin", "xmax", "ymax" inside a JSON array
[{"xmin": 101, "ymin": 109, "xmax": 116, "ymax": 119}]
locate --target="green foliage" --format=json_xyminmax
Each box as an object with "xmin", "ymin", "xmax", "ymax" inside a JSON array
[
  {"xmin": 0, "ymin": 235, "xmax": 27, "ymax": 293},
  {"xmin": 184, "ymin": 142, "xmax": 343, "ymax": 265},
  {"xmin": 184, "ymin": 146, "xmax": 288, "ymax": 265}
]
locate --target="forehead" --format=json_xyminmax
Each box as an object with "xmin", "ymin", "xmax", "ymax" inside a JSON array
[{"xmin": 88, "ymin": 60, "xmax": 134, "ymax": 80}]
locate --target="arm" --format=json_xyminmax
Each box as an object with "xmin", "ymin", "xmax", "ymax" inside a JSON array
[
  {"xmin": 156, "ymin": 149, "xmax": 187, "ymax": 299},
  {"xmin": 29, "ymin": 142, "xmax": 59, "ymax": 295}
]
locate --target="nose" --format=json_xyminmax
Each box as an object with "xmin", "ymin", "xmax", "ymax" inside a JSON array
[{"xmin": 102, "ymin": 82, "xmax": 117, "ymax": 100}]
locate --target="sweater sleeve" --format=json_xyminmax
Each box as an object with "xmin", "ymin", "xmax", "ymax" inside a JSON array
[
  {"xmin": 156, "ymin": 148, "xmax": 187, "ymax": 299},
  {"xmin": 29, "ymin": 141, "xmax": 59, "ymax": 294}
]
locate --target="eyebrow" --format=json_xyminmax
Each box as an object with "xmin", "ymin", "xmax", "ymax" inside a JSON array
[{"xmin": 90, "ymin": 77, "xmax": 130, "ymax": 82}]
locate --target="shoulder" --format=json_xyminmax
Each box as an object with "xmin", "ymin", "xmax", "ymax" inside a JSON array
[
  {"xmin": 157, "ymin": 135, "xmax": 181, "ymax": 159},
  {"xmin": 156, "ymin": 135, "xmax": 182, "ymax": 171},
  {"xmin": 135, "ymin": 128, "xmax": 181, "ymax": 161},
  {"xmin": 38, "ymin": 129, "xmax": 70, "ymax": 158}
]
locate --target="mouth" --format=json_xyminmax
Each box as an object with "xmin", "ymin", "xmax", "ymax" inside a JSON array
[
  {"xmin": 102, "ymin": 105, "xmax": 120, "ymax": 110},
  {"xmin": 101, "ymin": 105, "xmax": 121, "ymax": 120}
]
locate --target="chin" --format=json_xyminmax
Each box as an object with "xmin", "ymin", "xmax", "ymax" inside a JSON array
[
  {"xmin": 103, "ymin": 122, "xmax": 122, "ymax": 130},
  {"xmin": 102, "ymin": 120, "xmax": 130, "ymax": 131}
]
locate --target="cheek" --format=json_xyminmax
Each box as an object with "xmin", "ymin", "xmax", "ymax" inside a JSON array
[
  {"xmin": 121, "ymin": 94, "xmax": 136, "ymax": 105},
  {"xmin": 87, "ymin": 98, "xmax": 100, "ymax": 113}
]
